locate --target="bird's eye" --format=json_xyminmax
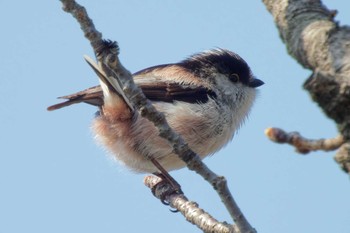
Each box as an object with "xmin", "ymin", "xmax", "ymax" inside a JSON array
[{"xmin": 230, "ymin": 73, "xmax": 240, "ymax": 82}]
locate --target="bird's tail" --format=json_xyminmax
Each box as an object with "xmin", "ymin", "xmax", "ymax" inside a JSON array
[
  {"xmin": 47, "ymin": 56, "xmax": 133, "ymax": 111},
  {"xmin": 83, "ymin": 55, "xmax": 134, "ymax": 111}
]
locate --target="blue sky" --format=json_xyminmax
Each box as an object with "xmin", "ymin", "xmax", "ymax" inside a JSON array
[{"xmin": 1, "ymin": 1, "xmax": 350, "ymax": 233}]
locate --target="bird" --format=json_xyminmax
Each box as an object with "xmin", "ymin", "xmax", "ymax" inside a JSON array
[{"xmin": 48, "ymin": 48, "xmax": 264, "ymax": 175}]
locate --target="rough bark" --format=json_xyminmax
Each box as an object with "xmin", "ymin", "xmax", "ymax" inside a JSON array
[{"xmin": 262, "ymin": 0, "xmax": 350, "ymax": 174}]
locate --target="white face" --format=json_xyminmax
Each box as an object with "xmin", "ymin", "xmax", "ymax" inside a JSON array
[
  {"xmin": 213, "ymin": 73, "xmax": 257, "ymax": 103},
  {"xmin": 212, "ymin": 73, "xmax": 258, "ymax": 129}
]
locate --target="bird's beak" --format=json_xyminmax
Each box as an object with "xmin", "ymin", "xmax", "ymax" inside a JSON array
[{"xmin": 248, "ymin": 78, "xmax": 264, "ymax": 88}]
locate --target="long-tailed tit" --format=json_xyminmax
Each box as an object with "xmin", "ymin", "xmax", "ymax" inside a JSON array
[{"xmin": 48, "ymin": 48, "xmax": 264, "ymax": 174}]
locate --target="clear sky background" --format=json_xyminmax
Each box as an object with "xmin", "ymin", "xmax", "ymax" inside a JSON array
[{"xmin": 1, "ymin": 1, "xmax": 350, "ymax": 233}]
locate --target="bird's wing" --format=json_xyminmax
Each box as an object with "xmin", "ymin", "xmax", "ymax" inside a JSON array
[
  {"xmin": 134, "ymin": 64, "xmax": 216, "ymax": 104},
  {"xmin": 47, "ymin": 61, "xmax": 216, "ymax": 111}
]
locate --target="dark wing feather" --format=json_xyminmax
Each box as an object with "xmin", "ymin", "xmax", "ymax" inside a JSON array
[
  {"xmin": 139, "ymin": 82, "xmax": 215, "ymax": 103},
  {"xmin": 134, "ymin": 64, "xmax": 216, "ymax": 103},
  {"xmin": 48, "ymin": 64, "xmax": 217, "ymax": 111}
]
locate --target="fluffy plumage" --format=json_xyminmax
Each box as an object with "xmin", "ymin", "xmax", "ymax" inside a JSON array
[{"xmin": 48, "ymin": 49, "xmax": 263, "ymax": 173}]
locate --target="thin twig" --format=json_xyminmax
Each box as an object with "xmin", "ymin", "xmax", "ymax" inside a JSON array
[
  {"xmin": 265, "ymin": 127, "xmax": 344, "ymax": 154},
  {"xmin": 60, "ymin": 0, "xmax": 102, "ymax": 50},
  {"xmin": 144, "ymin": 176, "xmax": 237, "ymax": 233},
  {"xmin": 59, "ymin": 1, "xmax": 256, "ymax": 232}
]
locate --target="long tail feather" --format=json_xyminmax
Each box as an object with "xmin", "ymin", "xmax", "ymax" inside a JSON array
[
  {"xmin": 47, "ymin": 86, "xmax": 103, "ymax": 111},
  {"xmin": 83, "ymin": 55, "xmax": 134, "ymax": 111}
]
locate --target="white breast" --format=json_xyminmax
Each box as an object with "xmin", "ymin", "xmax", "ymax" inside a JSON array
[{"xmin": 92, "ymin": 84, "xmax": 257, "ymax": 173}]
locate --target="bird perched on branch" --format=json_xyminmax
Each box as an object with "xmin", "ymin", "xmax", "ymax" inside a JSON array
[{"xmin": 48, "ymin": 47, "xmax": 263, "ymax": 174}]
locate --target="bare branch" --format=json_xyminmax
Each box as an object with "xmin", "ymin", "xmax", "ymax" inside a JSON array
[
  {"xmin": 144, "ymin": 176, "xmax": 237, "ymax": 233},
  {"xmin": 334, "ymin": 143, "xmax": 350, "ymax": 173},
  {"xmin": 60, "ymin": 0, "xmax": 102, "ymax": 51},
  {"xmin": 59, "ymin": 0, "xmax": 256, "ymax": 232},
  {"xmin": 262, "ymin": 0, "xmax": 350, "ymax": 174},
  {"xmin": 265, "ymin": 127, "xmax": 344, "ymax": 154}
]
